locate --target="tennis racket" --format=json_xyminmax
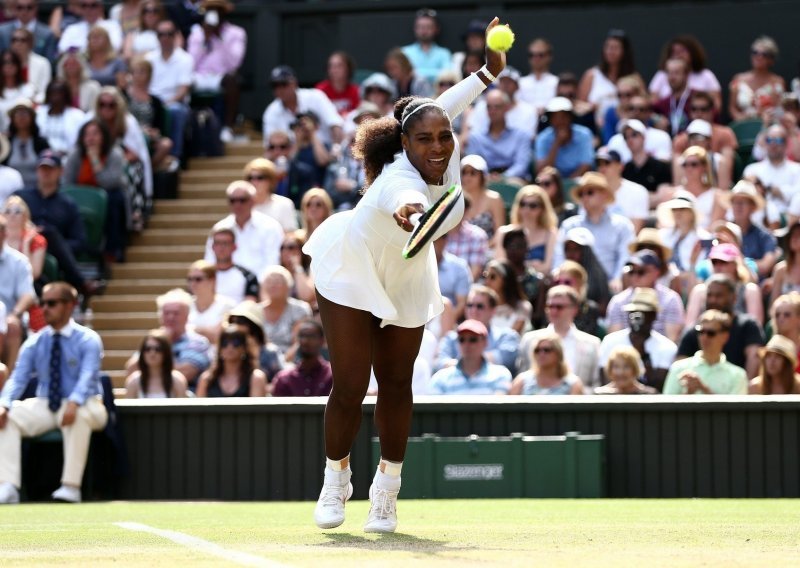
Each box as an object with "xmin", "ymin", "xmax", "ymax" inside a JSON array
[{"xmin": 402, "ymin": 184, "xmax": 463, "ymax": 259}]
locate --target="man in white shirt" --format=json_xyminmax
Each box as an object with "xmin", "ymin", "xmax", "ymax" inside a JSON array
[
  {"xmin": 517, "ymin": 38, "xmax": 558, "ymax": 113},
  {"xmin": 596, "ymin": 147, "xmax": 649, "ymax": 233},
  {"xmin": 262, "ymin": 65, "xmax": 344, "ymax": 148},
  {"xmin": 206, "ymin": 227, "xmax": 259, "ymax": 304},
  {"xmin": 58, "ymin": 0, "xmax": 122, "ymax": 54},
  {"xmin": 598, "ymin": 287, "xmax": 677, "ymax": 392},
  {"xmin": 607, "ymin": 96, "xmax": 672, "ymax": 163},
  {"xmin": 517, "ymin": 285, "xmax": 600, "ymax": 389},
  {"xmin": 146, "ymin": 19, "xmax": 194, "ymax": 159},
  {"xmin": 203, "ymin": 181, "xmax": 283, "ymax": 279},
  {"xmin": 747, "ymin": 124, "xmax": 800, "ymax": 215},
  {"xmin": 465, "ymin": 66, "xmax": 538, "ymax": 142}
]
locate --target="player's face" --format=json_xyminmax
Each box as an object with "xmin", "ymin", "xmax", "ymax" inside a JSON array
[{"xmin": 403, "ymin": 112, "xmax": 455, "ymax": 185}]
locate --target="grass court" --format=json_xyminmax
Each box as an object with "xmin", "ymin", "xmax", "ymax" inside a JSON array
[{"xmin": 2, "ymin": 499, "xmax": 798, "ymax": 566}]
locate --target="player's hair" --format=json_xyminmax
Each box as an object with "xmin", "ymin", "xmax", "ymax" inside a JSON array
[{"xmin": 353, "ymin": 96, "xmax": 449, "ymax": 187}]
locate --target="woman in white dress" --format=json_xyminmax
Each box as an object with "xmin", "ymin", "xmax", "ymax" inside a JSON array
[{"xmin": 303, "ymin": 18, "xmax": 505, "ymax": 534}]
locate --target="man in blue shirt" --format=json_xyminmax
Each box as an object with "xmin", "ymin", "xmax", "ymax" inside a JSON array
[
  {"xmin": 729, "ymin": 179, "xmax": 777, "ymax": 279},
  {"xmin": 430, "ymin": 319, "xmax": 512, "ymax": 395},
  {"xmin": 0, "ymin": 282, "xmax": 107, "ymax": 504},
  {"xmin": 401, "ymin": 8, "xmax": 452, "ymax": 84},
  {"xmin": 535, "ymin": 97, "xmax": 594, "ymax": 179},
  {"xmin": 466, "ymin": 90, "xmax": 532, "ymax": 182}
]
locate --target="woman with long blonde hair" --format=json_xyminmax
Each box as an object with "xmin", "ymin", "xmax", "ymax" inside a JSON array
[
  {"xmin": 509, "ymin": 333, "xmax": 584, "ymax": 395},
  {"xmin": 659, "ymin": 146, "xmax": 726, "ymax": 230},
  {"xmin": 495, "ymin": 184, "xmax": 557, "ymax": 274},
  {"xmin": 86, "ymin": 26, "xmax": 127, "ymax": 88},
  {"xmin": 298, "ymin": 188, "xmax": 333, "ymax": 239}
]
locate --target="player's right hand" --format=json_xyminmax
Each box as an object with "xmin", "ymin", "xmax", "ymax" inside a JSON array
[{"xmin": 393, "ymin": 203, "xmax": 425, "ymax": 232}]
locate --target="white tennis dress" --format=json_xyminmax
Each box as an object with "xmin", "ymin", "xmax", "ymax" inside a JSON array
[{"xmin": 304, "ymin": 73, "xmax": 487, "ymax": 328}]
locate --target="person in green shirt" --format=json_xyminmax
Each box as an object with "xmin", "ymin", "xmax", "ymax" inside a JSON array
[{"xmin": 663, "ymin": 309, "xmax": 748, "ymax": 394}]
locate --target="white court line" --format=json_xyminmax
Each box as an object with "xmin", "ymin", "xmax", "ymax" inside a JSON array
[{"xmin": 114, "ymin": 522, "xmax": 289, "ymax": 568}]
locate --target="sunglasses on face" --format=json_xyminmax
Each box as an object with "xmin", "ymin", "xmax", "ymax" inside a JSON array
[
  {"xmin": 623, "ymin": 131, "xmax": 642, "ymax": 140},
  {"xmin": 98, "ymin": 101, "xmax": 117, "ymax": 109},
  {"xmin": 438, "ymin": 81, "xmax": 456, "ymax": 88},
  {"xmin": 186, "ymin": 275, "xmax": 206, "ymax": 283},
  {"xmin": 519, "ymin": 201, "xmax": 542, "ymax": 209},
  {"xmin": 682, "ymin": 161, "xmax": 703, "ymax": 168},
  {"xmin": 306, "ymin": 201, "xmax": 325, "ymax": 208},
  {"xmin": 466, "ymin": 302, "xmax": 487, "ymax": 310},
  {"xmin": 143, "ymin": 7, "xmax": 159, "ymax": 13},
  {"xmin": 535, "ymin": 178, "xmax": 554, "ymax": 187},
  {"xmin": 81, "ymin": 2, "xmax": 101, "ymax": 8},
  {"xmin": 212, "ymin": 239, "xmax": 233, "ymax": 247},
  {"xmin": 710, "ymin": 258, "xmax": 732, "ymax": 266},
  {"xmin": 627, "ymin": 268, "xmax": 646, "ymax": 277},
  {"xmin": 11, "ymin": 36, "xmax": 28, "ymax": 43},
  {"xmin": 268, "ymin": 143, "xmax": 289, "ymax": 151},
  {"xmin": 766, "ymin": 137, "xmax": 786, "ymax": 145},
  {"xmin": 751, "ymin": 49, "xmax": 773, "ymax": 58},
  {"xmin": 690, "ymin": 106, "xmax": 711, "ymax": 113},
  {"xmin": 3, "ymin": 207, "xmax": 23, "ymax": 215},
  {"xmin": 458, "ymin": 335, "xmax": 481, "ymax": 344},
  {"xmin": 528, "ymin": 51, "xmax": 549, "ymax": 58},
  {"xmin": 281, "ymin": 243, "xmax": 299, "ymax": 251},
  {"xmin": 553, "ymin": 278, "xmax": 575, "ymax": 286},
  {"xmin": 577, "ymin": 189, "xmax": 595, "ymax": 199},
  {"xmin": 626, "ymin": 106, "xmax": 649, "ymax": 113},
  {"xmin": 694, "ymin": 325, "xmax": 722, "ymax": 337},
  {"xmin": 143, "ymin": 344, "xmax": 163, "ymax": 353},
  {"xmin": 618, "ymin": 91, "xmax": 636, "ymax": 98},
  {"xmin": 228, "ymin": 196, "xmax": 250, "ymax": 204},
  {"xmin": 534, "ymin": 346, "xmax": 554, "ymax": 354},
  {"xmin": 42, "ymin": 298, "xmax": 67, "ymax": 308},
  {"xmin": 15, "ymin": 4, "xmax": 34, "ymax": 11},
  {"xmin": 246, "ymin": 174, "xmax": 268, "ymax": 181},
  {"xmin": 461, "ymin": 168, "xmax": 480, "ymax": 176},
  {"xmin": 545, "ymin": 303, "xmax": 568, "ymax": 311},
  {"xmin": 221, "ymin": 337, "xmax": 245, "ymax": 349}
]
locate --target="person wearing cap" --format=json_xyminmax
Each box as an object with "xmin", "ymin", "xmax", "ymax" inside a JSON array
[
  {"xmin": 518, "ymin": 38, "xmax": 558, "ymax": 113},
  {"xmin": 534, "ymin": 96, "xmax": 594, "ymax": 178},
  {"xmin": 57, "ymin": 0, "xmax": 123, "ymax": 54},
  {"xmin": 750, "ymin": 334, "xmax": 800, "ymax": 394},
  {"xmin": 656, "ymin": 189, "xmax": 709, "ymax": 295},
  {"xmin": 358, "ymin": 73, "xmax": 396, "ymax": 118},
  {"xmin": 664, "ymin": 309, "xmax": 748, "ymax": 394},
  {"xmin": 554, "ymin": 171, "xmax": 635, "ymax": 287},
  {"xmin": 401, "ymin": 8, "xmax": 452, "ymax": 85},
  {"xmin": 315, "ymin": 51, "xmax": 360, "ymax": 118},
  {"xmin": 670, "ymin": 118, "xmax": 733, "ymax": 190},
  {"xmin": 672, "ymin": 91, "xmax": 737, "ymax": 169},
  {"xmin": 517, "ymin": 285, "xmax": 600, "ymax": 389},
  {"xmin": 429, "ymin": 319, "xmax": 512, "ymax": 395},
  {"xmin": 186, "ymin": 0, "xmax": 246, "ymax": 142},
  {"xmin": 599, "ymin": 287, "xmax": 677, "ymax": 391},
  {"xmin": 263, "ymin": 64, "xmax": 344, "ymax": 149},
  {"xmin": 652, "ymin": 58, "xmax": 696, "ymax": 136},
  {"xmin": 465, "ymin": 66, "xmax": 538, "ymax": 142},
  {"xmin": 596, "ymin": 146, "xmax": 648, "ymax": 232},
  {"xmin": 272, "ymin": 319, "xmax": 332, "ymax": 397},
  {"xmin": 606, "ymin": 96, "xmax": 672, "ymax": 165},
  {"xmin": 225, "ymin": 299, "xmax": 286, "ymax": 384},
  {"xmin": 146, "ymin": 18, "xmax": 193, "ymax": 156},
  {"xmin": 606, "ymin": 249, "xmax": 685, "ymax": 342},
  {"xmin": 729, "ymin": 180, "xmax": 777, "ymax": 278},
  {"xmin": 466, "ymin": 89, "xmax": 532, "ymax": 182},
  {"xmin": 618, "ymin": 118, "xmax": 672, "ymax": 199},
  {"xmin": 203, "ymin": 180, "xmax": 284, "ymax": 279},
  {"xmin": 459, "ymin": 154, "xmax": 505, "ymax": 241},
  {"xmin": 678, "ymin": 274, "xmax": 765, "ymax": 378}
]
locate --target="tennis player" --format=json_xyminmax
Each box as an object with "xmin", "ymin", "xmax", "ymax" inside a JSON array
[{"xmin": 303, "ymin": 18, "xmax": 506, "ymax": 532}]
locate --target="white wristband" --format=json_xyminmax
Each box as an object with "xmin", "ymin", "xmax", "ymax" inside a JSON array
[{"xmin": 478, "ymin": 65, "xmax": 496, "ymax": 82}]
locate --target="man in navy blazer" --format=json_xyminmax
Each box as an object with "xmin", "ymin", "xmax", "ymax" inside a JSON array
[{"xmin": 0, "ymin": 0, "xmax": 57, "ymax": 63}]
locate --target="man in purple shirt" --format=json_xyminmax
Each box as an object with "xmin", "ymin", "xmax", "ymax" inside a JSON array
[{"xmin": 272, "ymin": 319, "xmax": 332, "ymax": 397}]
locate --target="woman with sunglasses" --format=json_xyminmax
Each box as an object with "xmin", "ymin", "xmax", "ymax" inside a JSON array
[
  {"xmin": 482, "ymin": 259, "xmax": 532, "ymax": 335},
  {"xmin": 729, "ymin": 36, "xmax": 785, "ymax": 122},
  {"xmin": 122, "ymin": 0, "xmax": 163, "ymax": 61},
  {"xmin": 279, "ymin": 233, "xmax": 315, "ymax": 305},
  {"xmin": 186, "ymin": 260, "xmax": 235, "ymax": 344},
  {"xmin": 303, "ymin": 19, "xmax": 505, "ymax": 532},
  {"xmin": 298, "ymin": 187, "xmax": 333, "ymax": 240},
  {"xmin": 550, "ymin": 260, "xmax": 604, "ymax": 337},
  {"xmin": 661, "ymin": 146, "xmax": 726, "ymax": 231},
  {"xmin": 124, "ymin": 56, "xmax": 173, "ymax": 172},
  {"xmin": 459, "ymin": 154, "xmax": 505, "ymax": 241},
  {"xmin": 196, "ymin": 326, "xmax": 267, "ymax": 397},
  {"xmin": 533, "ymin": 166, "xmax": 576, "ymax": 225},
  {"xmin": 225, "ymin": 300, "xmax": 286, "ymax": 386},
  {"xmin": 496, "ymin": 184, "xmax": 557, "ymax": 275},
  {"xmin": 125, "ymin": 330, "xmax": 188, "ymax": 398},
  {"xmin": 509, "ymin": 333, "xmax": 583, "ymax": 395},
  {"xmin": 244, "ymin": 157, "xmax": 298, "ymax": 232}
]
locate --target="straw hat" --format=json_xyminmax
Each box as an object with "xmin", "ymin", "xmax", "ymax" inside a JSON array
[
  {"xmin": 628, "ymin": 227, "xmax": 672, "ymax": 260},
  {"xmin": 570, "ymin": 171, "xmax": 613, "ymax": 203},
  {"xmin": 729, "ymin": 180, "xmax": 765, "ymax": 211},
  {"xmin": 227, "ymin": 300, "xmax": 264, "ymax": 329},
  {"xmin": 760, "ymin": 334, "xmax": 798, "ymax": 368},
  {"xmin": 622, "ymin": 287, "xmax": 659, "ymax": 313}
]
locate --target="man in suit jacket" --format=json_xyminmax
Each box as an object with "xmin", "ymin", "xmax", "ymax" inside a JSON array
[
  {"xmin": 518, "ymin": 285, "xmax": 601, "ymax": 389},
  {"xmin": 0, "ymin": 0, "xmax": 57, "ymax": 63}
]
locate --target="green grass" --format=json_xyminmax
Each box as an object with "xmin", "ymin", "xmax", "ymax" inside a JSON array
[{"xmin": 1, "ymin": 500, "xmax": 799, "ymax": 566}]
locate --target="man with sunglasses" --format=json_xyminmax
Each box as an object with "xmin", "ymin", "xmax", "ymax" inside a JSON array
[
  {"xmin": 745, "ymin": 124, "xmax": 800, "ymax": 213},
  {"xmin": 676, "ymin": 274, "xmax": 764, "ymax": 378},
  {"xmin": 0, "ymin": 282, "xmax": 107, "ymax": 504},
  {"xmin": 663, "ymin": 309, "xmax": 747, "ymax": 394},
  {"xmin": 606, "ymin": 97, "xmax": 672, "ymax": 164},
  {"xmin": 429, "ymin": 319, "xmax": 511, "ymax": 395},
  {"xmin": 58, "ymin": 0, "xmax": 122, "ymax": 54},
  {"xmin": 619, "ymin": 119, "xmax": 672, "ymax": 200},
  {"xmin": 434, "ymin": 285, "xmax": 519, "ymax": 374},
  {"xmin": 264, "ymin": 130, "xmax": 317, "ymax": 208},
  {"xmin": 0, "ymin": 0, "xmax": 56, "ymax": 64},
  {"xmin": 596, "ymin": 147, "xmax": 648, "ymax": 233},
  {"xmin": 672, "ymin": 92, "xmax": 738, "ymax": 158},
  {"xmin": 517, "ymin": 285, "xmax": 599, "ymax": 390},
  {"xmin": 518, "ymin": 38, "xmax": 558, "ymax": 113}
]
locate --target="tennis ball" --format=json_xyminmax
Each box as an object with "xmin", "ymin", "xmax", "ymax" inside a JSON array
[{"xmin": 487, "ymin": 25, "xmax": 515, "ymax": 52}]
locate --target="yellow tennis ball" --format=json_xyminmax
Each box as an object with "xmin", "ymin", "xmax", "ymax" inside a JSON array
[{"xmin": 487, "ymin": 24, "xmax": 515, "ymax": 52}]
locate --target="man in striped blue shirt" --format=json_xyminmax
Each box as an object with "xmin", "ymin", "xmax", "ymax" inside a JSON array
[{"xmin": 0, "ymin": 282, "xmax": 107, "ymax": 504}]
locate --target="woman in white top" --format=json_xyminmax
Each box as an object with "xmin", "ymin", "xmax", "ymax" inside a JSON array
[
  {"xmin": 659, "ymin": 146, "xmax": 727, "ymax": 231},
  {"xmin": 244, "ymin": 157, "xmax": 298, "ymax": 232},
  {"xmin": 649, "ymin": 36, "xmax": 722, "ymax": 110},
  {"xmin": 302, "ymin": 18, "xmax": 504, "ymax": 534},
  {"xmin": 577, "ymin": 29, "xmax": 639, "ymax": 127},
  {"xmin": 125, "ymin": 330, "xmax": 188, "ymax": 398},
  {"xmin": 0, "ymin": 50, "xmax": 35, "ymax": 132},
  {"xmin": 122, "ymin": 0, "xmax": 162, "ymax": 61},
  {"xmin": 187, "ymin": 260, "xmax": 235, "ymax": 343},
  {"xmin": 657, "ymin": 189, "xmax": 710, "ymax": 298},
  {"xmin": 9, "ymin": 28, "xmax": 50, "ymax": 104},
  {"xmin": 35, "ymin": 80, "xmax": 87, "ymax": 153}
]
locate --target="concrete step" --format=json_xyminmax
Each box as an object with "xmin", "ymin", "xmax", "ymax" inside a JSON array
[
  {"xmin": 147, "ymin": 214, "xmax": 220, "ymax": 229},
  {"xmin": 221, "ymin": 141, "xmax": 263, "ymax": 157},
  {"xmin": 112, "ymin": 262, "xmax": 193, "ymax": 279},
  {"xmin": 153, "ymin": 199, "xmax": 228, "ymax": 215},
  {"xmin": 91, "ymin": 294, "xmax": 161, "ymax": 313},
  {"xmin": 105, "ymin": 278, "xmax": 184, "ymax": 295},
  {"xmin": 107, "ymin": 370, "xmax": 128, "ymax": 390},
  {"xmin": 126, "ymin": 245, "xmax": 205, "ymax": 263},
  {"xmin": 91, "ymin": 311, "xmax": 159, "ymax": 330},
  {"xmin": 98, "ymin": 330, "xmax": 148, "ymax": 350},
  {"xmin": 102, "ymin": 349, "xmax": 134, "ymax": 372},
  {"xmin": 132, "ymin": 229, "xmax": 209, "ymax": 247},
  {"xmin": 180, "ymin": 170, "xmax": 240, "ymax": 184},
  {"xmin": 187, "ymin": 155, "xmax": 251, "ymax": 171}
]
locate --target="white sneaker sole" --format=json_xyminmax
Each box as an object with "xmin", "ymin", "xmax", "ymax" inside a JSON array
[
  {"xmin": 364, "ymin": 485, "xmax": 398, "ymax": 533},
  {"xmin": 314, "ymin": 482, "xmax": 353, "ymax": 529}
]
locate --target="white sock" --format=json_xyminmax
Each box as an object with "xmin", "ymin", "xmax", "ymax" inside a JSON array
[
  {"xmin": 378, "ymin": 458, "xmax": 402, "ymax": 477},
  {"xmin": 326, "ymin": 455, "xmax": 350, "ymax": 472}
]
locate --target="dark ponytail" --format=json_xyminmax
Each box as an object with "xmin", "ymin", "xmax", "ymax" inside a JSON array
[{"xmin": 353, "ymin": 96, "xmax": 445, "ymax": 188}]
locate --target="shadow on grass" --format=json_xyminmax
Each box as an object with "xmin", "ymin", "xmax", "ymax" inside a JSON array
[{"xmin": 319, "ymin": 532, "xmax": 476, "ymax": 555}]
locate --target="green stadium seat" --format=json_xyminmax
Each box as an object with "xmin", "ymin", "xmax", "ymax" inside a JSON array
[
  {"xmin": 43, "ymin": 253, "xmax": 61, "ymax": 282},
  {"xmin": 562, "ymin": 178, "xmax": 578, "ymax": 204},
  {"xmin": 61, "ymin": 185, "xmax": 108, "ymax": 258},
  {"xmin": 354, "ymin": 69, "xmax": 377, "ymax": 85},
  {"xmin": 729, "ymin": 118, "xmax": 763, "ymax": 145},
  {"xmin": 487, "ymin": 180, "xmax": 523, "ymax": 214}
]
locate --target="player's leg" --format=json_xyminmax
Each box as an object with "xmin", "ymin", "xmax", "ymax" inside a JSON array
[
  {"xmin": 365, "ymin": 323, "xmax": 424, "ymax": 533},
  {"xmin": 313, "ymin": 291, "xmax": 374, "ymax": 528}
]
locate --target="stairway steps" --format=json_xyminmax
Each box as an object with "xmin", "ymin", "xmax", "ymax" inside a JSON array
[
  {"xmin": 92, "ymin": 311, "xmax": 159, "ymax": 330},
  {"xmin": 133, "ymin": 230, "xmax": 208, "ymax": 246},
  {"xmin": 100, "ymin": 330, "xmax": 150, "ymax": 350},
  {"xmin": 112, "ymin": 262, "xmax": 192, "ymax": 279},
  {"xmin": 105, "ymin": 278, "xmax": 184, "ymax": 295},
  {"xmin": 147, "ymin": 214, "xmax": 221, "ymax": 229},
  {"xmin": 153, "ymin": 199, "xmax": 228, "ymax": 215},
  {"xmin": 102, "ymin": 350, "xmax": 135, "ymax": 372},
  {"xmin": 92, "ymin": 295, "xmax": 162, "ymax": 313},
  {"xmin": 126, "ymin": 245, "xmax": 205, "ymax": 263},
  {"xmin": 186, "ymin": 156, "xmax": 250, "ymax": 170}
]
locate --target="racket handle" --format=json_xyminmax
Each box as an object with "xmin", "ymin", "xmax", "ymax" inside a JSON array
[{"xmin": 409, "ymin": 213, "xmax": 422, "ymax": 226}]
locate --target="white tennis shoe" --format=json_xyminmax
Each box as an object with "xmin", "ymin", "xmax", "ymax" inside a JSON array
[
  {"xmin": 363, "ymin": 483, "xmax": 399, "ymax": 533},
  {"xmin": 314, "ymin": 468, "xmax": 352, "ymax": 529},
  {"xmin": 52, "ymin": 485, "xmax": 81, "ymax": 503},
  {"xmin": 0, "ymin": 482, "xmax": 19, "ymax": 504}
]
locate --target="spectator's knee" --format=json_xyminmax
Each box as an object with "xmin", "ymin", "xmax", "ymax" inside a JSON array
[{"xmin": 6, "ymin": 317, "xmax": 22, "ymax": 340}]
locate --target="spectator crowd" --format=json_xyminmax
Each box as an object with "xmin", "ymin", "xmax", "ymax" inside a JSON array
[{"xmin": 2, "ymin": 1, "xmax": 800, "ymax": 503}]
